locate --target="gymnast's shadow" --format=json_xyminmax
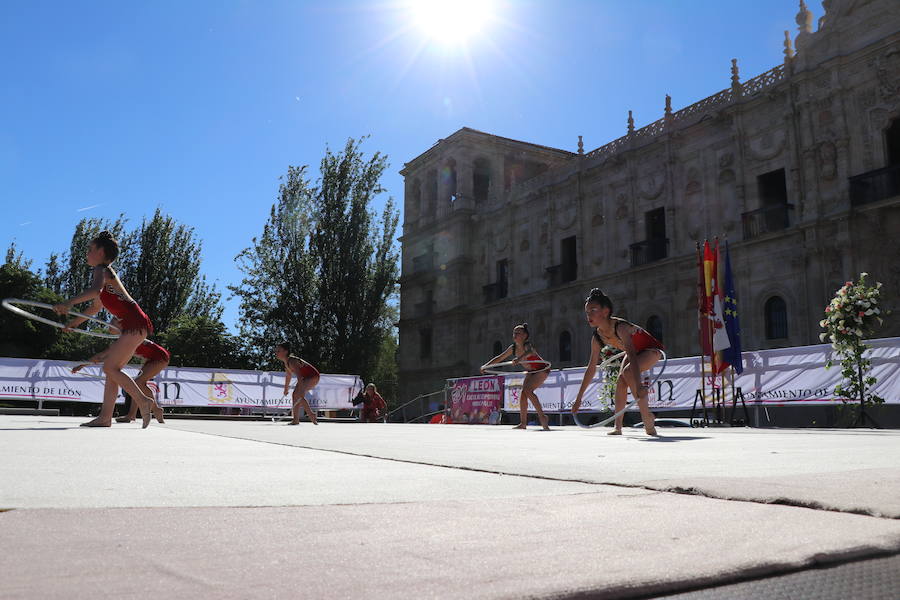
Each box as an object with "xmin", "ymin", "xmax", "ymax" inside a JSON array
[
  {"xmin": 0, "ymin": 427, "xmax": 76, "ymax": 431},
  {"xmin": 636, "ymin": 435, "xmax": 711, "ymax": 442}
]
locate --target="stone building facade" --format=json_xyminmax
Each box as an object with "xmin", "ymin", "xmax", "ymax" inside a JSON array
[{"xmin": 397, "ymin": 0, "xmax": 900, "ymax": 402}]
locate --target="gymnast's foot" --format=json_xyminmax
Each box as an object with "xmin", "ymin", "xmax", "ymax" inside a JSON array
[
  {"xmin": 115, "ymin": 416, "xmax": 134, "ymax": 423},
  {"xmin": 80, "ymin": 417, "xmax": 111, "ymax": 427},
  {"xmin": 607, "ymin": 429, "xmax": 622, "ymax": 435},
  {"xmin": 539, "ymin": 415, "xmax": 550, "ymax": 431},
  {"xmin": 512, "ymin": 424, "xmax": 526, "ymax": 430}
]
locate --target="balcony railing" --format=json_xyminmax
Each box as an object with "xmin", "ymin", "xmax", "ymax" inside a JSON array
[
  {"xmin": 482, "ymin": 282, "xmax": 507, "ymax": 304},
  {"xmin": 545, "ymin": 263, "xmax": 577, "ymax": 288},
  {"xmin": 741, "ymin": 204, "xmax": 794, "ymax": 239},
  {"xmin": 849, "ymin": 164, "xmax": 900, "ymax": 207},
  {"xmin": 629, "ymin": 238, "xmax": 669, "ymax": 267}
]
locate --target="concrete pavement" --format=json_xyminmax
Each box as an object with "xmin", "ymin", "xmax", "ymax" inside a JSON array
[{"xmin": 1, "ymin": 416, "xmax": 898, "ymax": 599}]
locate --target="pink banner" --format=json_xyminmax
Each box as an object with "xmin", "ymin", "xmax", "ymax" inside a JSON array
[{"xmin": 450, "ymin": 376, "xmax": 503, "ymax": 424}]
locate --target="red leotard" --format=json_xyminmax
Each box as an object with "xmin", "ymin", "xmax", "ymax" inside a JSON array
[
  {"xmin": 290, "ymin": 358, "xmax": 319, "ymax": 380},
  {"xmin": 100, "ymin": 284, "xmax": 153, "ymax": 334},
  {"xmin": 135, "ymin": 340, "xmax": 170, "ymax": 363},
  {"xmin": 509, "ymin": 344, "xmax": 546, "ymax": 372},
  {"xmin": 594, "ymin": 318, "xmax": 664, "ymax": 353}
]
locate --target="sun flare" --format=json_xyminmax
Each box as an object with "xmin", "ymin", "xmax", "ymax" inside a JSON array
[{"xmin": 410, "ymin": 0, "xmax": 494, "ymax": 47}]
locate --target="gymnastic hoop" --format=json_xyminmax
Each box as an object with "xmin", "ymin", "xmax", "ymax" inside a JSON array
[
  {"xmin": 2, "ymin": 297, "xmax": 121, "ymax": 339},
  {"xmin": 481, "ymin": 358, "xmax": 552, "ymax": 375},
  {"xmin": 574, "ymin": 350, "xmax": 668, "ymax": 429},
  {"xmin": 71, "ymin": 363, "xmax": 105, "ymax": 378}
]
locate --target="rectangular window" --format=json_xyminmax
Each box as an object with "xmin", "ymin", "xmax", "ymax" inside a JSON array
[
  {"xmin": 496, "ymin": 259, "xmax": 508, "ymax": 299},
  {"xmin": 419, "ymin": 328, "xmax": 432, "ymax": 359},
  {"xmin": 758, "ymin": 169, "xmax": 788, "ymax": 207},
  {"xmin": 561, "ymin": 236, "xmax": 577, "ymax": 282}
]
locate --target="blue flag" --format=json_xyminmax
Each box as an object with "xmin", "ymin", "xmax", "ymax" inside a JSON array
[{"xmin": 721, "ymin": 241, "xmax": 743, "ymax": 374}]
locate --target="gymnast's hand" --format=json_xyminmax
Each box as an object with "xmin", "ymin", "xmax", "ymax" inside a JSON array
[{"xmin": 53, "ymin": 302, "xmax": 70, "ymax": 315}]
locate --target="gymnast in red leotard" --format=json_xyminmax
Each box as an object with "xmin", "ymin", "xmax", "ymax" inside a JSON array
[
  {"xmin": 55, "ymin": 231, "xmax": 156, "ymax": 428},
  {"xmin": 482, "ymin": 323, "xmax": 551, "ymax": 430},
  {"xmin": 72, "ymin": 320, "xmax": 170, "ymax": 424},
  {"xmin": 275, "ymin": 342, "xmax": 320, "ymax": 426},
  {"xmin": 571, "ymin": 288, "xmax": 664, "ymax": 436}
]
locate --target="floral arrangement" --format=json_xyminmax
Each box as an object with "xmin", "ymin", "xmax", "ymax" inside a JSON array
[
  {"xmin": 597, "ymin": 345, "xmax": 623, "ymax": 409},
  {"xmin": 819, "ymin": 273, "xmax": 884, "ymax": 407}
]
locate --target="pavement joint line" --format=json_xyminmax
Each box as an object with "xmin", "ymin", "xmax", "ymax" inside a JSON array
[{"xmin": 161, "ymin": 424, "xmax": 897, "ymax": 521}]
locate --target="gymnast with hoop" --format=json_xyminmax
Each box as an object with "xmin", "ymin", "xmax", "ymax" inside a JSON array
[
  {"xmin": 71, "ymin": 320, "xmax": 169, "ymax": 425},
  {"xmin": 571, "ymin": 288, "xmax": 663, "ymax": 436},
  {"xmin": 481, "ymin": 323, "xmax": 551, "ymax": 431},
  {"xmin": 275, "ymin": 342, "xmax": 319, "ymax": 426},
  {"xmin": 52, "ymin": 231, "xmax": 156, "ymax": 428}
]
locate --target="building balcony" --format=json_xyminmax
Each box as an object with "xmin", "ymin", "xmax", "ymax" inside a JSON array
[
  {"xmin": 482, "ymin": 282, "xmax": 507, "ymax": 304},
  {"xmin": 545, "ymin": 263, "xmax": 577, "ymax": 288},
  {"xmin": 413, "ymin": 301, "xmax": 435, "ymax": 318},
  {"xmin": 849, "ymin": 164, "xmax": 900, "ymax": 207},
  {"xmin": 741, "ymin": 204, "xmax": 794, "ymax": 240},
  {"xmin": 629, "ymin": 238, "xmax": 669, "ymax": 267},
  {"xmin": 412, "ymin": 252, "xmax": 436, "ymax": 273}
]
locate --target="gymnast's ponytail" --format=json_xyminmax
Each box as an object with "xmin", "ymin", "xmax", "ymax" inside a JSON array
[
  {"xmin": 585, "ymin": 288, "xmax": 613, "ymax": 312},
  {"xmin": 91, "ymin": 230, "xmax": 120, "ymax": 263}
]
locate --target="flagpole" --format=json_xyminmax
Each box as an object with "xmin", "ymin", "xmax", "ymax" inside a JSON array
[
  {"xmin": 696, "ymin": 242, "xmax": 707, "ymax": 415},
  {"xmin": 708, "ymin": 239, "xmax": 717, "ymax": 420}
]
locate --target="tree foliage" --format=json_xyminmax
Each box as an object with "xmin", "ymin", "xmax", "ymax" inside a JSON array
[
  {"xmin": 231, "ymin": 137, "xmax": 399, "ymax": 382},
  {"xmin": 157, "ymin": 314, "xmax": 244, "ymax": 369}
]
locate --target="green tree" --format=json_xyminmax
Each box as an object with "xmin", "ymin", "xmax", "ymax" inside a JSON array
[
  {"xmin": 63, "ymin": 216, "xmax": 129, "ymax": 299},
  {"xmin": 231, "ymin": 137, "xmax": 400, "ymax": 382},
  {"xmin": 157, "ymin": 314, "xmax": 245, "ymax": 369},
  {"xmin": 122, "ymin": 208, "xmax": 214, "ymax": 332},
  {"xmin": 5, "ymin": 241, "xmax": 33, "ymax": 270},
  {"xmin": 43, "ymin": 252, "xmax": 65, "ymax": 295},
  {"xmin": 0, "ymin": 262, "xmax": 59, "ymax": 358},
  {"xmin": 232, "ymin": 165, "xmax": 319, "ymax": 369}
]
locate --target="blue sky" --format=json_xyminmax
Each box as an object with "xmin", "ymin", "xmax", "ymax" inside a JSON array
[{"xmin": 1, "ymin": 0, "xmax": 821, "ymax": 331}]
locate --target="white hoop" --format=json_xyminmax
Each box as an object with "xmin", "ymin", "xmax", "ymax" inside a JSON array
[
  {"xmin": 575, "ymin": 349, "xmax": 668, "ymax": 429},
  {"xmin": 481, "ymin": 358, "xmax": 551, "ymax": 375},
  {"xmin": 72, "ymin": 363, "xmax": 105, "ymax": 378},
  {"xmin": 2, "ymin": 298, "xmax": 121, "ymax": 340}
]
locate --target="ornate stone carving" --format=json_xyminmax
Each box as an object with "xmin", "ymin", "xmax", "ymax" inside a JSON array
[
  {"xmin": 818, "ymin": 141, "xmax": 837, "ymax": 180},
  {"xmin": 718, "ymin": 152, "xmax": 734, "ymax": 169},
  {"xmin": 615, "ymin": 194, "xmax": 629, "ymax": 220},
  {"xmin": 745, "ymin": 129, "xmax": 786, "ymax": 161},
  {"xmin": 638, "ymin": 172, "xmax": 665, "ymax": 200}
]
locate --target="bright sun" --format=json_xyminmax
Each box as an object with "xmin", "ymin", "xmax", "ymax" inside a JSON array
[{"xmin": 410, "ymin": 0, "xmax": 494, "ymax": 47}]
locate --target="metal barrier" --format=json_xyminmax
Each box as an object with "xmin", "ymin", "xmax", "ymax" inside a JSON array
[{"xmin": 386, "ymin": 388, "xmax": 448, "ymax": 423}]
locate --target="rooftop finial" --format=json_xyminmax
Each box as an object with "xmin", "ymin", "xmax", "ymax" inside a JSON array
[
  {"xmin": 796, "ymin": 0, "xmax": 813, "ymax": 35},
  {"xmin": 664, "ymin": 95, "xmax": 672, "ymax": 117},
  {"xmin": 577, "ymin": 135, "xmax": 584, "ymax": 155},
  {"xmin": 627, "ymin": 110, "xmax": 635, "ymax": 135},
  {"xmin": 730, "ymin": 59, "xmax": 740, "ymax": 87},
  {"xmin": 783, "ymin": 30, "xmax": 795, "ymax": 64}
]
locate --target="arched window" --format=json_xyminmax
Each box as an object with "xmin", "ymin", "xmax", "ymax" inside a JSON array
[
  {"xmin": 473, "ymin": 158, "xmax": 491, "ymax": 202},
  {"xmin": 559, "ymin": 331, "xmax": 572, "ymax": 362},
  {"xmin": 411, "ymin": 179, "xmax": 422, "ymax": 214},
  {"xmin": 492, "ymin": 340, "xmax": 502, "ymax": 357},
  {"xmin": 443, "ymin": 159, "xmax": 457, "ymax": 202},
  {"xmin": 426, "ymin": 170, "xmax": 438, "ymax": 215},
  {"xmin": 765, "ymin": 296, "xmax": 788, "ymax": 339},
  {"xmin": 646, "ymin": 315, "xmax": 663, "ymax": 342},
  {"xmin": 886, "ymin": 118, "xmax": 900, "ymax": 166}
]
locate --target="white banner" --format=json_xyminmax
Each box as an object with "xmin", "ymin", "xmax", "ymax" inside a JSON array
[
  {"xmin": 0, "ymin": 357, "xmax": 364, "ymax": 411},
  {"xmin": 457, "ymin": 338, "xmax": 900, "ymax": 413}
]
